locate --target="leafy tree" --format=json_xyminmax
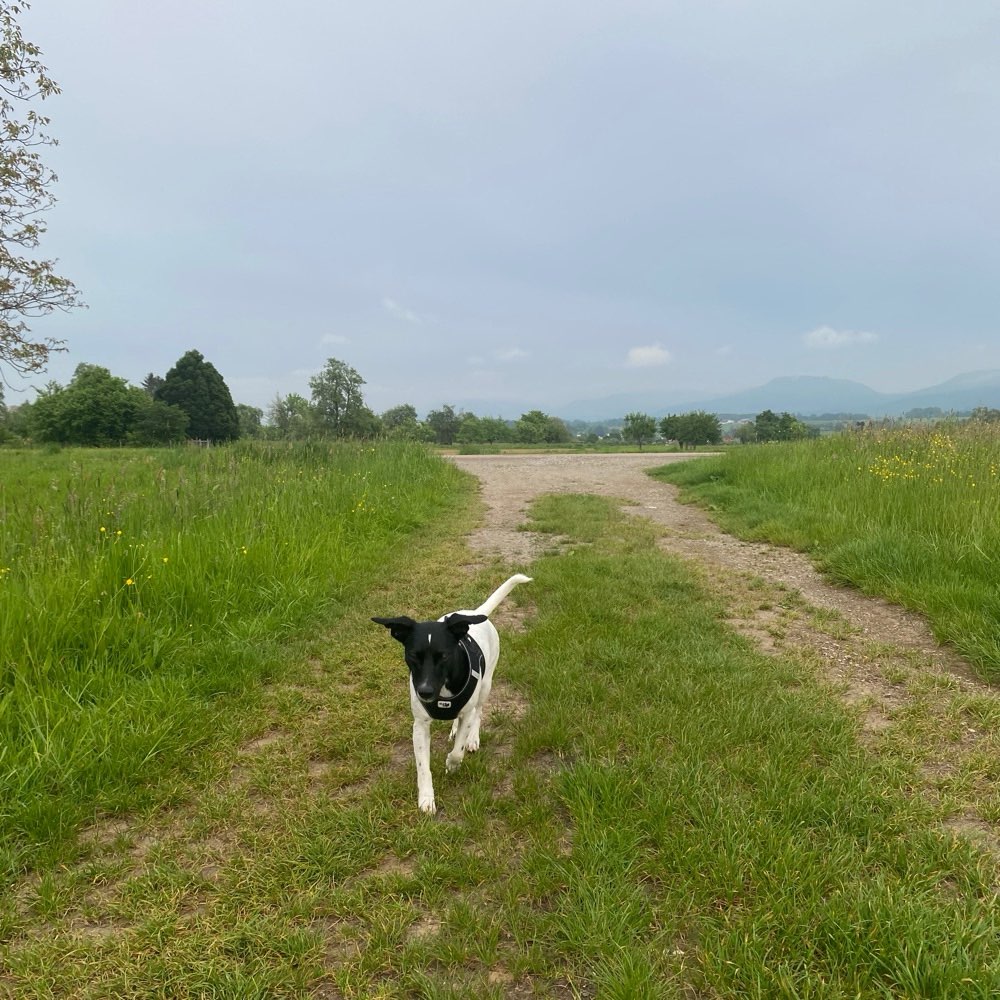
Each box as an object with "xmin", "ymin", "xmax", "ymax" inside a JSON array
[
  {"xmin": 426, "ymin": 404, "xmax": 462, "ymax": 445},
  {"xmin": 753, "ymin": 409, "xmax": 782, "ymax": 442},
  {"xmin": 623, "ymin": 411, "xmax": 657, "ymax": 450},
  {"xmin": 679, "ymin": 410, "xmax": 721, "ymax": 448},
  {"xmin": 345, "ymin": 405, "xmax": 381, "ymax": 438},
  {"xmin": 236, "ymin": 403, "xmax": 263, "ymax": 439},
  {"xmin": 545, "ymin": 415, "xmax": 572, "ymax": 443},
  {"xmin": 514, "ymin": 410, "xmax": 546, "ymax": 443},
  {"xmin": 478, "ymin": 415, "xmax": 513, "ymax": 444},
  {"xmin": 157, "ymin": 350, "xmax": 239, "ymax": 441},
  {"xmin": 659, "ymin": 414, "xmax": 679, "ymax": 443},
  {"xmin": 309, "ymin": 357, "xmax": 373, "ymax": 437},
  {"xmin": 660, "ymin": 411, "xmax": 723, "ymax": 449},
  {"xmin": 753, "ymin": 409, "xmax": 810, "ymax": 442},
  {"xmin": 382, "ymin": 402, "xmax": 417, "ymax": 427},
  {"xmin": 267, "ymin": 392, "xmax": 314, "ymax": 439},
  {"xmin": 455, "ymin": 412, "xmax": 483, "ymax": 445},
  {"xmin": 0, "ymin": 3, "xmax": 82, "ymax": 377},
  {"xmin": 141, "ymin": 372, "xmax": 164, "ymax": 397},
  {"xmin": 515, "ymin": 409, "xmax": 571, "ymax": 444},
  {"xmin": 129, "ymin": 396, "xmax": 189, "ymax": 445},
  {"xmin": 970, "ymin": 406, "xmax": 1000, "ymax": 424},
  {"xmin": 30, "ymin": 364, "xmax": 139, "ymax": 445},
  {"xmin": 382, "ymin": 403, "xmax": 417, "ymax": 432},
  {"xmin": 5, "ymin": 397, "xmax": 29, "ymax": 438},
  {"xmin": 381, "ymin": 403, "xmax": 430, "ymax": 440}
]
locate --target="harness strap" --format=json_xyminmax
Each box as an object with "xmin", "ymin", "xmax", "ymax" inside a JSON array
[{"xmin": 420, "ymin": 636, "xmax": 485, "ymax": 720}]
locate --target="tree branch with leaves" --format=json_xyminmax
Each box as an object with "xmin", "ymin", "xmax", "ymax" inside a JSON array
[{"xmin": 0, "ymin": 2, "xmax": 81, "ymax": 378}]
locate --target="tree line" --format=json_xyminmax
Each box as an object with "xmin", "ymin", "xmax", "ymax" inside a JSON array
[
  {"xmin": 0, "ymin": 352, "xmax": 830, "ymax": 449},
  {"xmin": 620, "ymin": 408, "xmax": 820, "ymax": 448},
  {"xmin": 0, "ymin": 355, "xmax": 576, "ymax": 447},
  {"xmin": 1, "ymin": 350, "xmax": 245, "ymax": 446}
]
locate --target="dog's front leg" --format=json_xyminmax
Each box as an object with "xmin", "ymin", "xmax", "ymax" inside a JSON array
[{"xmin": 412, "ymin": 718, "xmax": 435, "ymax": 814}]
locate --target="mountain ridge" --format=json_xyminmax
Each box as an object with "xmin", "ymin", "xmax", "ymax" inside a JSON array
[{"xmin": 549, "ymin": 370, "xmax": 1000, "ymax": 422}]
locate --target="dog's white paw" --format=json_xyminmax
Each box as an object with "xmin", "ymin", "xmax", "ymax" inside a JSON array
[
  {"xmin": 465, "ymin": 734, "xmax": 480, "ymax": 753},
  {"xmin": 445, "ymin": 751, "xmax": 463, "ymax": 774},
  {"xmin": 418, "ymin": 794, "xmax": 436, "ymax": 814}
]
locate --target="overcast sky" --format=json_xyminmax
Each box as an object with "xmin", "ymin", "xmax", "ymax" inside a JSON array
[{"xmin": 16, "ymin": 0, "xmax": 1000, "ymax": 418}]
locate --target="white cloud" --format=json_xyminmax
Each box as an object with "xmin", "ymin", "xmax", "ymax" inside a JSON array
[
  {"xmin": 803, "ymin": 326, "xmax": 878, "ymax": 349},
  {"xmin": 320, "ymin": 334, "xmax": 349, "ymax": 346},
  {"xmin": 495, "ymin": 347, "xmax": 529, "ymax": 362},
  {"xmin": 383, "ymin": 296, "xmax": 424, "ymax": 325},
  {"xmin": 625, "ymin": 343, "xmax": 672, "ymax": 368}
]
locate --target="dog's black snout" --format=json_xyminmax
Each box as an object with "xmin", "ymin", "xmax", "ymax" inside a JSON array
[{"xmin": 415, "ymin": 681, "xmax": 436, "ymax": 701}]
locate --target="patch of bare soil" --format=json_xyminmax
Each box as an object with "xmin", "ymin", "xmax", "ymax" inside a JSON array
[{"xmin": 450, "ymin": 453, "xmax": 1000, "ymax": 859}]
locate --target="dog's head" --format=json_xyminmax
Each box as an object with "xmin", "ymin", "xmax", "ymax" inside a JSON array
[{"xmin": 372, "ymin": 613, "xmax": 487, "ymax": 704}]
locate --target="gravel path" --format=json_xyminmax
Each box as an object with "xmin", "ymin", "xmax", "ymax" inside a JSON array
[{"xmin": 450, "ymin": 453, "xmax": 995, "ymax": 765}]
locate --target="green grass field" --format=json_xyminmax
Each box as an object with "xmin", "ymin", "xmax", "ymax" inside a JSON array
[
  {"xmin": 0, "ymin": 441, "xmax": 469, "ymax": 877},
  {"xmin": 4, "ymin": 443, "xmax": 1000, "ymax": 996},
  {"xmin": 652, "ymin": 423, "xmax": 1000, "ymax": 681}
]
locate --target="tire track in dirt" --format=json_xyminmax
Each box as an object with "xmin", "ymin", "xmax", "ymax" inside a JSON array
[{"xmin": 451, "ymin": 452, "xmax": 1000, "ymax": 856}]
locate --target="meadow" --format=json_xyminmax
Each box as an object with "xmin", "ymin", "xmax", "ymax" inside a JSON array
[
  {"xmin": 5, "ymin": 485, "xmax": 1000, "ymax": 997},
  {"xmin": 653, "ymin": 421, "xmax": 1000, "ymax": 681},
  {"xmin": 0, "ymin": 441, "xmax": 469, "ymax": 876}
]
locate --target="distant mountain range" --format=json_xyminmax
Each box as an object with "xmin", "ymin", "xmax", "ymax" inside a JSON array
[{"xmin": 553, "ymin": 370, "xmax": 1000, "ymax": 422}]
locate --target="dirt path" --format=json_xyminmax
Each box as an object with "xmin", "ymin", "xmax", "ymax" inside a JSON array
[{"xmin": 451, "ymin": 453, "xmax": 1000, "ymax": 849}]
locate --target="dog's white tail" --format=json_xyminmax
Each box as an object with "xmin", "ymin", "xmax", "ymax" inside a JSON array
[{"xmin": 475, "ymin": 574, "xmax": 532, "ymax": 617}]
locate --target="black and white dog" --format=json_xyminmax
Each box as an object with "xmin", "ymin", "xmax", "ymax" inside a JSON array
[{"xmin": 372, "ymin": 574, "xmax": 531, "ymax": 814}]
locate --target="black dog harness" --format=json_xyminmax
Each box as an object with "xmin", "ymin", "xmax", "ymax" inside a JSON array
[{"xmin": 420, "ymin": 636, "xmax": 485, "ymax": 721}]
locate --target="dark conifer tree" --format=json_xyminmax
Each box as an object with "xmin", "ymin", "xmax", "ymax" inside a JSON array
[{"xmin": 157, "ymin": 350, "xmax": 239, "ymax": 441}]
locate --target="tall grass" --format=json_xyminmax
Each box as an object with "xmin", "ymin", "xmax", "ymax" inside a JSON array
[
  {"xmin": 506, "ymin": 495, "xmax": 1000, "ymax": 997},
  {"xmin": 6, "ymin": 489, "xmax": 1000, "ymax": 995},
  {"xmin": 652, "ymin": 422, "xmax": 1000, "ymax": 678},
  {"xmin": 0, "ymin": 441, "xmax": 469, "ymax": 874}
]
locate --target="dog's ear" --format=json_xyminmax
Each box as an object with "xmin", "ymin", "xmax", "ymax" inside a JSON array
[
  {"xmin": 371, "ymin": 616, "xmax": 416, "ymax": 644},
  {"xmin": 444, "ymin": 613, "xmax": 488, "ymax": 639}
]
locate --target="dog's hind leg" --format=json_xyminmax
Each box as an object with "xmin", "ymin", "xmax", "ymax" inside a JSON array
[
  {"xmin": 464, "ymin": 671, "xmax": 494, "ymax": 754},
  {"xmin": 464, "ymin": 707, "xmax": 483, "ymax": 753},
  {"xmin": 445, "ymin": 712, "xmax": 478, "ymax": 773}
]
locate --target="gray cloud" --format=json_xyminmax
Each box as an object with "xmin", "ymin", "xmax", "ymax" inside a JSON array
[{"xmin": 18, "ymin": 0, "xmax": 1000, "ymax": 413}]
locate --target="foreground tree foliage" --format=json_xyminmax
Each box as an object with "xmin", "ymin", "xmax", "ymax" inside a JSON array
[
  {"xmin": 156, "ymin": 350, "xmax": 239, "ymax": 441},
  {"xmin": 0, "ymin": 2, "xmax": 81, "ymax": 377}
]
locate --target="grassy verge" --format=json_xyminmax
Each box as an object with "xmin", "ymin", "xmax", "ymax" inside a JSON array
[
  {"xmin": 5, "ymin": 492, "xmax": 999, "ymax": 997},
  {"xmin": 0, "ymin": 441, "xmax": 469, "ymax": 876},
  {"xmin": 651, "ymin": 424, "xmax": 1000, "ymax": 680}
]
